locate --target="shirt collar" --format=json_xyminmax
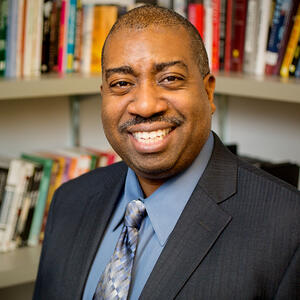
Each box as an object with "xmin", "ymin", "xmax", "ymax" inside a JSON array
[{"xmin": 113, "ymin": 132, "xmax": 214, "ymax": 246}]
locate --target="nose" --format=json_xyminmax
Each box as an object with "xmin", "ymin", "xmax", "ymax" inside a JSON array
[{"xmin": 127, "ymin": 80, "xmax": 168, "ymax": 118}]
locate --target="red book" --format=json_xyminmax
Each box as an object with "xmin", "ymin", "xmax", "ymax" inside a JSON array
[
  {"xmin": 230, "ymin": 0, "xmax": 248, "ymax": 72},
  {"xmin": 224, "ymin": 0, "xmax": 233, "ymax": 72},
  {"xmin": 212, "ymin": 0, "xmax": 221, "ymax": 71},
  {"xmin": 188, "ymin": 3, "xmax": 205, "ymax": 38}
]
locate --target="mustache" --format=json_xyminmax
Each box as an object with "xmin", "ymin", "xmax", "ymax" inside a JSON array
[{"xmin": 119, "ymin": 114, "xmax": 185, "ymax": 132}]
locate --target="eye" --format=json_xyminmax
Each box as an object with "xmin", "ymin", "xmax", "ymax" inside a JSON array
[
  {"xmin": 161, "ymin": 75, "xmax": 183, "ymax": 83},
  {"xmin": 110, "ymin": 80, "xmax": 131, "ymax": 88}
]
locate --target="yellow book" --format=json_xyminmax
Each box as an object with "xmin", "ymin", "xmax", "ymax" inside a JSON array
[
  {"xmin": 90, "ymin": 5, "xmax": 118, "ymax": 74},
  {"xmin": 280, "ymin": 4, "xmax": 300, "ymax": 78}
]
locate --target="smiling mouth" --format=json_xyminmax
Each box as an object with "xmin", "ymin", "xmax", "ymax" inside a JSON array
[{"xmin": 132, "ymin": 128, "xmax": 172, "ymax": 144}]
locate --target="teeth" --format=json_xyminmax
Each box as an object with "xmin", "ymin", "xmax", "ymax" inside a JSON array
[{"xmin": 132, "ymin": 128, "xmax": 171, "ymax": 143}]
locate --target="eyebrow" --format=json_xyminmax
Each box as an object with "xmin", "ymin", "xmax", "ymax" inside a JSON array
[
  {"xmin": 155, "ymin": 60, "xmax": 188, "ymax": 72},
  {"xmin": 105, "ymin": 66, "xmax": 135, "ymax": 81}
]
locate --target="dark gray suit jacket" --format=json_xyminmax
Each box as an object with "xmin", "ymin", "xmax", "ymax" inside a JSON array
[{"xmin": 33, "ymin": 134, "xmax": 300, "ymax": 299}]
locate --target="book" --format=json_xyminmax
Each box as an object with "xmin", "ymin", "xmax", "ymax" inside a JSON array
[
  {"xmin": 218, "ymin": 0, "xmax": 227, "ymax": 70},
  {"xmin": 295, "ymin": 53, "xmax": 300, "ymax": 77},
  {"xmin": 0, "ymin": 159, "xmax": 31, "ymax": 252},
  {"xmin": 224, "ymin": 0, "xmax": 233, "ymax": 72},
  {"xmin": 265, "ymin": 0, "xmax": 293, "ymax": 75},
  {"xmin": 211, "ymin": 0, "xmax": 221, "ymax": 71},
  {"xmin": 173, "ymin": 0, "xmax": 187, "ymax": 17},
  {"xmin": 30, "ymin": 0, "xmax": 43, "ymax": 77},
  {"xmin": 90, "ymin": 5, "xmax": 118, "ymax": 73},
  {"xmin": 204, "ymin": 0, "xmax": 213, "ymax": 68},
  {"xmin": 73, "ymin": 0, "xmax": 83, "ymax": 72},
  {"xmin": 252, "ymin": 0, "xmax": 272, "ymax": 76},
  {"xmin": 66, "ymin": 0, "xmax": 78, "ymax": 73},
  {"xmin": 48, "ymin": 0, "xmax": 61, "ymax": 72},
  {"xmin": 280, "ymin": 3, "xmax": 300, "ymax": 78},
  {"xmin": 41, "ymin": 0, "xmax": 54, "ymax": 73},
  {"xmin": 58, "ymin": 0, "xmax": 69, "ymax": 73},
  {"xmin": 289, "ymin": 36, "xmax": 300, "ymax": 76},
  {"xmin": 0, "ymin": 0, "xmax": 8, "ymax": 76},
  {"xmin": 81, "ymin": 4, "xmax": 93, "ymax": 74},
  {"xmin": 21, "ymin": 153, "xmax": 53, "ymax": 246},
  {"xmin": 274, "ymin": 0, "xmax": 299, "ymax": 75},
  {"xmin": 5, "ymin": 0, "xmax": 19, "ymax": 78},
  {"xmin": 230, "ymin": 0, "xmax": 248, "ymax": 72},
  {"xmin": 18, "ymin": 164, "xmax": 43, "ymax": 246},
  {"xmin": 0, "ymin": 156, "xmax": 10, "ymax": 213},
  {"xmin": 188, "ymin": 3, "xmax": 205, "ymax": 38},
  {"xmin": 243, "ymin": 0, "xmax": 259, "ymax": 74}
]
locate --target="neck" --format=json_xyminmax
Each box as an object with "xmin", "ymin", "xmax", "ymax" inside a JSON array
[{"xmin": 137, "ymin": 176, "xmax": 166, "ymax": 198}]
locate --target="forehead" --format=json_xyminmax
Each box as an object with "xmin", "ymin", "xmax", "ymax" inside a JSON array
[{"xmin": 103, "ymin": 25, "xmax": 193, "ymax": 69}]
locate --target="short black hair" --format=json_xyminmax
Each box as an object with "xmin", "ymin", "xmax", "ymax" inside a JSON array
[{"xmin": 101, "ymin": 5, "xmax": 210, "ymax": 78}]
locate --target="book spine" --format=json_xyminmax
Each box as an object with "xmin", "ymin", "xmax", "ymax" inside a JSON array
[
  {"xmin": 280, "ymin": 4, "xmax": 300, "ymax": 78},
  {"xmin": 73, "ymin": 0, "xmax": 83, "ymax": 72},
  {"xmin": 81, "ymin": 4, "xmax": 93, "ymax": 74},
  {"xmin": 274, "ymin": 0, "xmax": 299, "ymax": 75},
  {"xmin": 23, "ymin": 0, "xmax": 34, "ymax": 77},
  {"xmin": 265, "ymin": 0, "xmax": 292, "ymax": 75},
  {"xmin": 48, "ymin": 0, "xmax": 60, "ymax": 72},
  {"xmin": 253, "ymin": 0, "xmax": 272, "ymax": 75},
  {"xmin": 31, "ymin": 0, "xmax": 43, "ymax": 77},
  {"xmin": 4, "ymin": 0, "xmax": 13, "ymax": 77},
  {"xmin": 224, "ymin": 0, "xmax": 232, "ymax": 71},
  {"xmin": 230, "ymin": 0, "xmax": 248, "ymax": 72},
  {"xmin": 243, "ymin": 0, "xmax": 258, "ymax": 74},
  {"xmin": 58, "ymin": 0, "xmax": 68, "ymax": 73},
  {"xmin": 289, "ymin": 37, "xmax": 300, "ymax": 76},
  {"xmin": 66, "ymin": 0, "xmax": 77, "ymax": 73},
  {"xmin": 16, "ymin": 0, "xmax": 25, "ymax": 78},
  {"xmin": 204, "ymin": 0, "xmax": 213, "ymax": 68},
  {"xmin": 188, "ymin": 3, "xmax": 205, "ymax": 38},
  {"xmin": 212, "ymin": 0, "xmax": 220, "ymax": 71},
  {"xmin": 0, "ymin": 0, "xmax": 8, "ymax": 77},
  {"xmin": 41, "ymin": 0, "xmax": 54, "ymax": 73},
  {"xmin": 218, "ymin": 0, "xmax": 226, "ymax": 70}
]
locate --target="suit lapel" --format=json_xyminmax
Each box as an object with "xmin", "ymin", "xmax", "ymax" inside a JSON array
[
  {"xmin": 62, "ymin": 163, "xmax": 128, "ymax": 299},
  {"xmin": 140, "ymin": 134, "xmax": 237, "ymax": 300}
]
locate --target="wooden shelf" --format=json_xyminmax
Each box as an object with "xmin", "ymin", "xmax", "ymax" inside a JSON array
[
  {"xmin": 0, "ymin": 246, "xmax": 41, "ymax": 288},
  {"xmin": 0, "ymin": 72, "xmax": 299, "ymax": 103}
]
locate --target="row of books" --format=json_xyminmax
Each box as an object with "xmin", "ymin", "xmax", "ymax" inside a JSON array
[
  {"xmin": 185, "ymin": 0, "xmax": 300, "ymax": 78},
  {"xmin": 0, "ymin": 0, "xmax": 299, "ymax": 79},
  {"xmin": 0, "ymin": 148, "xmax": 121, "ymax": 252}
]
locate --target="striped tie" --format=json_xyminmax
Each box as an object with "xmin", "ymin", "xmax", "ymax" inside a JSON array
[{"xmin": 93, "ymin": 200, "xmax": 146, "ymax": 300}]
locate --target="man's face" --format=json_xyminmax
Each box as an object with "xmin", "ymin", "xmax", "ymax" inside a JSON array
[{"xmin": 101, "ymin": 25, "xmax": 215, "ymax": 183}]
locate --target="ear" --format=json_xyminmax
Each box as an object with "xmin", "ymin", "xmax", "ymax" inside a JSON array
[{"xmin": 203, "ymin": 73, "xmax": 216, "ymax": 114}]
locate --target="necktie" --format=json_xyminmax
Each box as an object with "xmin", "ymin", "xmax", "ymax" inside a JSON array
[{"xmin": 93, "ymin": 199, "xmax": 146, "ymax": 300}]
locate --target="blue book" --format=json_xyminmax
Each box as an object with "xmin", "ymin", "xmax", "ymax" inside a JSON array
[
  {"xmin": 265, "ymin": 0, "xmax": 292, "ymax": 74},
  {"xmin": 66, "ymin": 0, "xmax": 77, "ymax": 73},
  {"xmin": 5, "ymin": 0, "xmax": 18, "ymax": 78}
]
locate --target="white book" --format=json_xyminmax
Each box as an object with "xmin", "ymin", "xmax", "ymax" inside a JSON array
[
  {"xmin": 204, "ymin": 0, "xmax": 213, "ymax": 68},
  {"xmin": 81, "ymin": 4, "xmax": 94, "ymax": 74},
  {"xmin": 173, "ymin": 0, "xmax": 187, "ymax": 18},
  {"xmin": 30, "ymin": 0, "xmax": 43, "ymax": 77},
  {"xmin": 0, "ymin": 159, "xmax": 28, "ymax": 252},
  {"xmin": 253, "ymin": 0, "xmax": 272, "ymax": 76},
  {"xmin": 16, "ymin": 0, "xmax": 24, "ymax": 78},
  {"xmin": 243, "ymin": 0, "xmax": 258, "ymax": 74},
  {"xmin": 23, "ymin": 0, "xmax": 34, "ymax": 77},
  {"xmin": 82, "ymin": 0, "xmax": 134, "ymax": 5}
]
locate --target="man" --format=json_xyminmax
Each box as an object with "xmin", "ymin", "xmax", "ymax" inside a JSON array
[{"xmin": 34, "ymin": 5, "xmax": 300, "ymax": 300}]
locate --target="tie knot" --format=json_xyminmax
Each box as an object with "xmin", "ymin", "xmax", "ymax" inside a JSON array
[{"xmin": 124, "ymin": 200, "xmax": 146, "ymax": 229}]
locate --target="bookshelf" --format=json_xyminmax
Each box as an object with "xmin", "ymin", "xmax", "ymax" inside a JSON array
[{"xmin": 0, "ymin": 72, "xmax": 300, "ymax": 103}]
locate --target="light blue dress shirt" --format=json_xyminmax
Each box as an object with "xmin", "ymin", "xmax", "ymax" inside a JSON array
[{"xmin": 83, "ymin": 132, "xmax": 214, "ymax": 300}]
